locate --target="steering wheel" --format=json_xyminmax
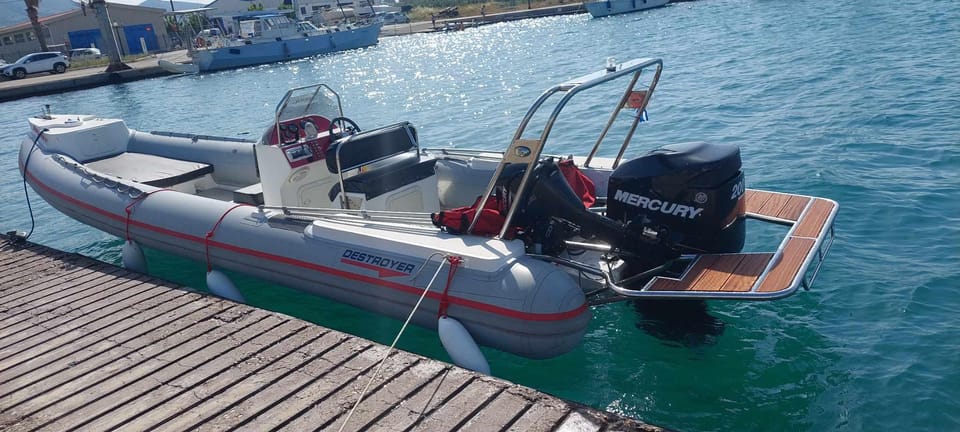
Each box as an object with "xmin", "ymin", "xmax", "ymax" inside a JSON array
[
  {"xmin": 280, "ymin": 122, "xmax": 300, "ymax": 144},
  {"xmin": 328, "ymin": 117, "xmax": 361, "ymax": 140}
]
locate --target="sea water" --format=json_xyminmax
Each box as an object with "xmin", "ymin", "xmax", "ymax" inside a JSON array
[{"xmin": 1, "ymin": 0, "xmax": 958, "ymax": 429}]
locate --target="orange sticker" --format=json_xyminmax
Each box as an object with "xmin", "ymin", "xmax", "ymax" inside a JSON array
[{"xmin": 627, "ymin": 91, "xmax": 647, "ymax": 109}]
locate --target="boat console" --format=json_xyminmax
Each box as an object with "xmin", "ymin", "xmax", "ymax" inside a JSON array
[
  {"xmin": 255, "ymin": 85, "xmax": 349, "ymax": 208},
  {"xmin": 256, "ymin": 84, "xmax": 442, "ymax": 212},
  {"xmin": 325, "ymin": 121, "xmax": 439, "ymax": 212}
]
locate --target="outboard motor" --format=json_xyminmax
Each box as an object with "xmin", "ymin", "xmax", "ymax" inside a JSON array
[
  {"xmin": 606, "ymin": 141, "xmax": 746, "ymax": 271},
  {"xmin": 500, "ymin": 141, "xmax": 744, "ymax": 281}
]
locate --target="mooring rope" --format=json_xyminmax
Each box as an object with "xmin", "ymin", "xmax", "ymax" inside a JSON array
[
  {"xmin": 123, "ymin": 189, "xmax": 172, "ymax": 242},
  {"xmin": 437, "ymin": 255, "xmax": 462, "ymax": 318},
  {"xmin": 204, "ymin": 203, "xmax": 249, "ymax": 272},
  {"xmin": 337, "ymin": 253, "xmax": 451, "ymax": 432},
  {"xmin": 10, "ymin": 128, "xmax": 48, "ymax": 244}
]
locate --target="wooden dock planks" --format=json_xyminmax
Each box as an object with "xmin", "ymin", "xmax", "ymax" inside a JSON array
[{"xmin": 0, "ymin": 238, "xmax": 665, "ymax": 432}]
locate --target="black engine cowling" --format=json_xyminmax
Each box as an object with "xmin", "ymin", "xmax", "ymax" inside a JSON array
[
  {"xmin": 607, "ymin": 141, "xmax": 746, "ymax": 268},
  {"xmin": 495, "ymin": 141, "xmax": 745, "ymax": 277}
]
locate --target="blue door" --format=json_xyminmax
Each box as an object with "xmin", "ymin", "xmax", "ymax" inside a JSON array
[
  {"xmin": 67, "ymin": 29, "xmax": 103, "ymax": 51},
  {"xmin": 122, "ymin": 24, "xmax": 159, "ymax": 54}
]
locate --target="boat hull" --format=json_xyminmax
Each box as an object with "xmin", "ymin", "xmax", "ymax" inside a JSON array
[
  {"xmin": 585, "ymin": 0, "xmax": 669, "ymax": 17},
  {"xmin": 157, "ymin": 59, "xmax": 199, "ymax": 74},
  {"xmin": 194, "ymin": 24, "xmax": 382, "ymax": 72},
  {"xmin": 18, "ymin": 127, "xmax": 591, "ymax": 360}
]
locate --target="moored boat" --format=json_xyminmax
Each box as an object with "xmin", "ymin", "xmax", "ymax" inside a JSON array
[
  {"xmin": 19, "ymin": 58, "xmax": 837, "ymax": 370},
  {"xmin": 585, "ymin": 0, "xmax": 670, "ymax": 18},
  {"xmin": 160, "ymin": 9, "xmax": 381, "ymax": 73}
]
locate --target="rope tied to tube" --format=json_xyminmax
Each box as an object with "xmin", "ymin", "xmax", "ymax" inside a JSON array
[
  {"xmin": 437, "ymin": 255, "xmax": 463, "ymax": 318},
  {"xmin": 204, "ymin": 204, "xmax": 249, "ymax": 272},
  {"xmin": 123, "ymin": 189, "xmax": 171, "ymax": 241}
]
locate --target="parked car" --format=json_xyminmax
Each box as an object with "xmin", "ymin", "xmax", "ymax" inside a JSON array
[
  {"xmin": 379, "ymin": 12, "xmax": 410, "ymax": 24},
  {"xmin": 1, "ymin": 52, "xmax": 69, "ymax": 79},
  {"xmin": 68, "ymin": 47, "xmax": 102, "ymax": 61}
]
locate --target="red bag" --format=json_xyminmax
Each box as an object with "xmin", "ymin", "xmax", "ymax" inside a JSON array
[
  {"xmin": 431, "ymin": 196, "xmax": 505, "ymax": 236},
  {"xmin": 558, "ymin": 159, "xmax": 597, "ymax": 208}
]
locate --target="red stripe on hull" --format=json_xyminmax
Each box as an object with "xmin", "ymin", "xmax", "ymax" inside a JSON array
[{"xmin": 25, "ymin": 166, "xmax": 588, "ymax": 322}]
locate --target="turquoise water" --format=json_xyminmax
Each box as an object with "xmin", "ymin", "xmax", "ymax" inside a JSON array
[{"xmin": 2, "ymin": 0, "xmax": 959, "ymax": 429}]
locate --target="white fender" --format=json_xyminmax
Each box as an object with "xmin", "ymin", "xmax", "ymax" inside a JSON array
[
  {"xmin": 206, "ymin": 269, "xmax": 245, "ymax": 303},
  {"xmin": 438, "ymin": 316, "xmax": 490, "ymax": 374},
  {"xmin": 121, "ymin": 240, "xmax": 147, "ymax": 273}
]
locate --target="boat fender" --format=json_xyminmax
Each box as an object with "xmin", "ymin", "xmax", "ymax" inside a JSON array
[
  {"xmin": 206, "ymin": 269, "xmax": 245, "ymax": 303},
  {"xmin": 438, "ymin": 316, "xmax": 490, "ymax": 374},
  {"xmin": 121, "ymin": 240, "xmax": 147, "ymax": 273}
]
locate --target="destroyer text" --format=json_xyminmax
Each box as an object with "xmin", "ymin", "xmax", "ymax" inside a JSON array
[{"xmin": 341, "ymin": 249, "xmax": 416, "ymax": 277}]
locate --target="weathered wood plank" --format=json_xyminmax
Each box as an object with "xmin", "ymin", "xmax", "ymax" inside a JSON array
[
  {"xmin": 0, "ymin": 239, "xmax": 666, "ymax": 432},
  {"xmin": 459, "ymin": 385, "xmax": 530, "ymax": 432},
  {"xmin": 335, "ymin": 359, "xmax": 449, "ymax": 431},
  {"xmin": 0, "ymin": 272, "xmax": 149, "ymax": 347},
  {"xmin": 413, "ymin": 377, "xmax": 503, "ymax": 431},
  {"xmin": 0, "ymin": 276, "xmax": 158, "ymax": 373}
]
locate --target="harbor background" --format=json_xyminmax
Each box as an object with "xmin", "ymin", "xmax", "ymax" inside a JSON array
[{"xmin": 1, "ymin": 0, "xmax": 958, "ymax": 430}]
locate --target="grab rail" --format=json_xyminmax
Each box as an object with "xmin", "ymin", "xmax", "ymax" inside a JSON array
[{"xmin": 467, "ymin": 58, "xmax": 663, "ymax": 238}]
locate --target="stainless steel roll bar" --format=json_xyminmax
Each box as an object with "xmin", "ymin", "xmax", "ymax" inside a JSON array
[{"xmin": 466, "ymin": 58, "xmax": 663, "ymax": 238}]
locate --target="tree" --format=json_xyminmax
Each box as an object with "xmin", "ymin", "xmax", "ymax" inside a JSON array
[{"xmin": 25, "ymin": 0, "xmax": 50, "ymax": 52}]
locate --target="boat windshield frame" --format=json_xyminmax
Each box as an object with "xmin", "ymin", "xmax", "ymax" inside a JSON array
[
  {"xmin": 467, "ymin": 57, "xmax": 663, "ymax": 238},
  {"xmin": 273, "ymin": 84, "xmax": 345, "ymax": 139}
]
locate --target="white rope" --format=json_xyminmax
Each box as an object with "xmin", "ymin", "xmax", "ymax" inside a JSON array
[{"xmin": 337, "ymin": 254, "xmax": 449, "ymax": 432}]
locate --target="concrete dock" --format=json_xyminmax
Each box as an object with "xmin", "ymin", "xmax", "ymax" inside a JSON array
[
  {"xmin": 0, "ymin": 237, "xmax": 664, "ymax": 431},
  {"xmin": 0, "ymin": 53, "xmax": 176, "ymax": 103}
]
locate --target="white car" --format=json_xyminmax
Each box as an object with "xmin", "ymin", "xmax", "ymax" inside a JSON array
[
  {"xmin": 68, "ymin": 47, "xmax": 102, "ymax": 61},
  {"xmin": 2, "ymin": 52, "xmax": 70, "ymax": 79},
  {"xmin": 379, "ymin": 12, "xmax": 410, "ymax": 24}
]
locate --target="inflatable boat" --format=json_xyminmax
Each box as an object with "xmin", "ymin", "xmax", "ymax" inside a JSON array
[{"xmin": 19, "ymin": 58, "xmax": 837, "ymax": 370}]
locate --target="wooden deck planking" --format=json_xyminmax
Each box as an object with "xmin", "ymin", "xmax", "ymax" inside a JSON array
[
  {"xmin": 755, "ymin": 192, "xmax": 792, "ymax": 218},
  {"xmin": 506, "ymin": 397, "xmax": 571, "ymax": 431},
  {"xmin": 34, "ymin": 314, "xmax": 294, "ymax": 432},
  {"xmin": 412, "ymin": 378, "xmax": 503, "ymax": 431},
  {"xmin": 793, "ymin": 198, "xmax": 835, "ymax": 238},
  {"xmin": 719, "ymin": 254, "xmax": 773, "ymax": 292},
  {"xmin": 79, "ymin": 320, "xmax": 316, "ymax": 432},
  {"xmin": 757, "ymin": 237, "xmax": 814, "ymax": 293},
  {"xmin": 0, "ymin": 276, "xmax": 161, "ymax": 377},
  {"xmin": 777, "ymin": 195, "xmax": 810, "ymax": 221},
  {"xmin": 647, "ymin": 255, "xmax": 721, "ymax": 291},
  {"xmin": 639, "ymin": 189, "xmax": 835, "ymax": 296},
  {"xmin": 744, "ymin": 189, "xmax": 771, "ymax": 214},
  {"xmin": 745, "ymin": 189, "xmax": 811, "ymax": 222},
  {"xmin": 6, "ymin": 306, "xmax": 246, "ymax": 431},
  {"xmin": 173, "ymin": 330, "xmax": 347, "ymax": 432},
  {"xmin": 0, "ymin": 291, "xmax": 212, "ymax": 411},
  {"xmin": 459, "ymin": 387, "xmax": 532, "ymax": 432},
  {"xmin": 687, "ymin": 253, "xmax": 746, "ymax": 292},
  {"xmin": 0, "ymin": 238, "xmax": 665, "ymax": 431},
  {"xmin": 326, "ymin": 358, "xmax": 449, "ymax": 431}
]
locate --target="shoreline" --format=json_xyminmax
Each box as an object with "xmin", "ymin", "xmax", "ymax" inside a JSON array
[{"xmin": 0, "ymin": 3, "xmax": 586, "ymax": 103}]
